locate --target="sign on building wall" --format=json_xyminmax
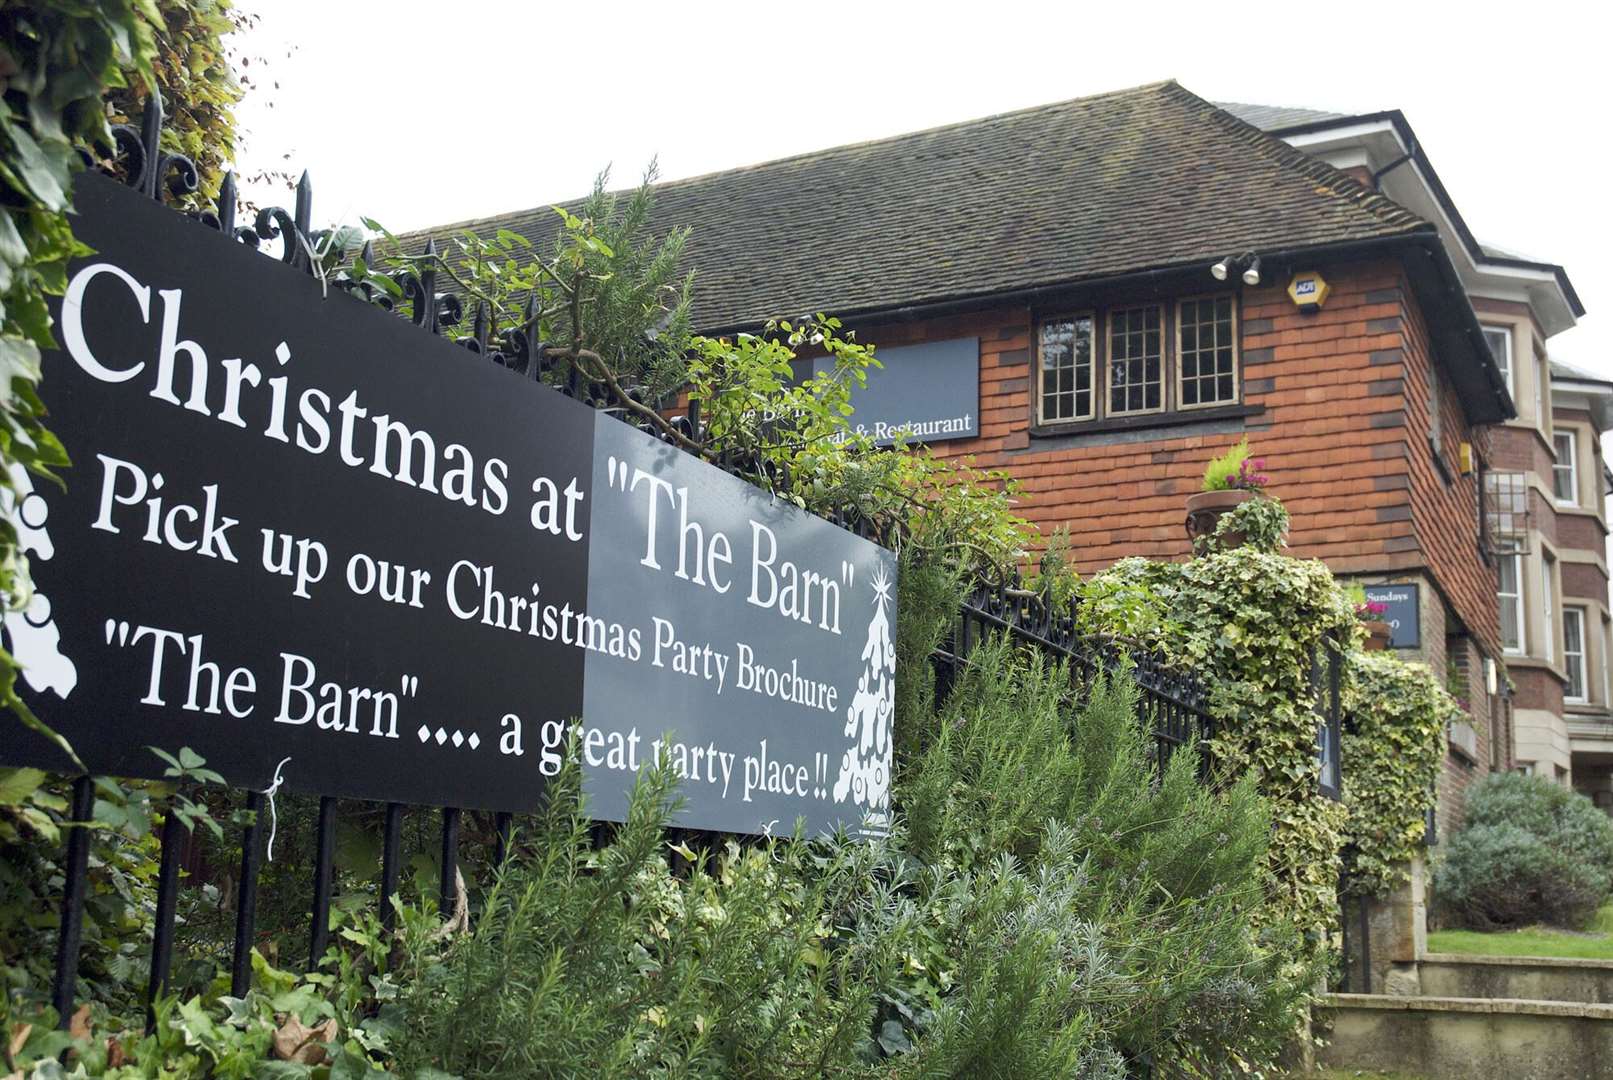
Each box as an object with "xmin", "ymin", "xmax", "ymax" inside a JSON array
[
  {"xmin": 799, "ymin": 337, "xmax": 979, "ymax": 446},
  {"xmin": 1363, "ymin": 583, "xmax": 1421, "ymax": 649},
  {"xmin": 2, "ymin": 173, "xmax": 895, "ymax": 838}
]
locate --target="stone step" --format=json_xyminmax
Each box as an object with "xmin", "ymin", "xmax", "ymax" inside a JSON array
[
  {"xmin": 1318, "ymin": 992, "xmax": 1613, "ymax": 1080},
  {"xmin": 1418, "ymin": 952, "xmax": 1613, "ymax": 1004}
]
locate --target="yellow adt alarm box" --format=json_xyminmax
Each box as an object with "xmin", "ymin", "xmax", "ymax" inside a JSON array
[{"xmin": 1288, "ymin": 271, "xmax": 1331, "ymax": 311}]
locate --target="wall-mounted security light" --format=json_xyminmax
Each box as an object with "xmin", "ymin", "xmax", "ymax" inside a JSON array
[{"xmin": 1211, "ymin": 253, "xmax": 1261, "ymax": 285}]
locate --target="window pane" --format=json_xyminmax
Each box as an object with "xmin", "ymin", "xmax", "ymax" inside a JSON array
[
  {"xmin": 1499, "ymin": 555, "xmax": 1523, "ymax": 652},
  {"xmin": 1542, "ymin": 559, "xmax": 1555, "ymax": 662},
  {"xmin": 1554, "ymin": 431, "xmax": 1577, "ymax": 504},
  {"xmin": 1483, "ymin": 326, "xmax": 1512, "ymax": 392},
  {"xmin": 1038, "ymin": 317, "xmax": 1093, "ymax": 423},
  {"xmin": 1180, "ymin": 297, "xmax": 1238, "ymax": 406},
  {"xmin": 1565, "ymin": 609, "xmax": 1587, "ymax": 702},
  {"xmin": 1107, "ymin": 305, "xmax": 1163, "ymax": 415}
]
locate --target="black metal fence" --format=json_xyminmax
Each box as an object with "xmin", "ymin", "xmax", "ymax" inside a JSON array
[
  {"xmin": 931, "ymin": 580, "xmax": 1216, "ymax": 775},
  {"xmin": 24, "ymin": 91, "xmax": 1341, "ymax": 1030}
]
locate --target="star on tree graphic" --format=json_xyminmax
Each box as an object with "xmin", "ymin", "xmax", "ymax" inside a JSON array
[{"xmin": 834, "ymin": 565, "xmax": 893, "ymax": 824}]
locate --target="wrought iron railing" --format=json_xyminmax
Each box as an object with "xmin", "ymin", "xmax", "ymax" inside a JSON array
[{"xmin": 931, "ymin": 579, "xmax": 1215, "ymax": 777}]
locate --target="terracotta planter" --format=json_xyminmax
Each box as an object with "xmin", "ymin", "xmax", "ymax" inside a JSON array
[
  {"xmin": 1361, "ymin": 620, "xmax": 1392, "ymax": 651},
  {"xmin": 1185, "ymin": 489, "xmax": 1255, "ymax": 549}
]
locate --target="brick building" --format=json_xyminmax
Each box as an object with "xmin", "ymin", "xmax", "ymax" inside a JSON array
[{"xmin": 410, "ymin": 81, "xmax": 1592, "ymax": 826}]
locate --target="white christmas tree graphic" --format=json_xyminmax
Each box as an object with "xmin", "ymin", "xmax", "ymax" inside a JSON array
[
  {"xmin": 834, "ymin": 564, "xmax": 893, "ymax": 824},
  {"xmin": 2, "ymin": 463, "xmax": 77, "ymax": 698}
]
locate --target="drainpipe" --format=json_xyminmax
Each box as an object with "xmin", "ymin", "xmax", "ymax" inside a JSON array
[{"xmin": 1371, "ymin": 138, "xmax": 1419, "ymax": 188}]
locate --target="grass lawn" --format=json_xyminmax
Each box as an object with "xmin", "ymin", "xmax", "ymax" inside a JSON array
[{"xmin": 1425, "ymin": 902, "xmax": 1613, "ymax": 960}]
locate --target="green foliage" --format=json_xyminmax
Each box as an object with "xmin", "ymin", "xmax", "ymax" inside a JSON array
[
  {"xmin": 387, "ymin": 616, "xmax": 1304, "ymax": 1078},
  {"xmin": 0, "ymin": 0, "xmax": 157, "ymax": 758},
  {"xmin": 1340, "ymin": 653, "xmax": 1454, "ymax": 896},
  {"xmin": 367, "ymin": 164, "xmax": 694, "ymax": 407},
  {"xmin": 1201, "ymin": 437, "xmax": 1251, "ymax": 492},
  {"xmin": 1198, "ymin": 493, "xmax": 1289, "ymax": 556},
  {"xmin": 1079, "ymin": 549, "xmax": 1356, "ymax": 950},
  {"xmin": 104, "ymin": 0, "xmax": 246, "ymax": 203},
  {"xmin": 1435, "ymin": 772, "xmax": 1613, "ymax": 930}
]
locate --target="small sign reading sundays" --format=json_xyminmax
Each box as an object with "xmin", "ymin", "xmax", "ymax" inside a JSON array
[{"xmin": 1, "ymin": 172, "xmax": 895, "ymax": 838}]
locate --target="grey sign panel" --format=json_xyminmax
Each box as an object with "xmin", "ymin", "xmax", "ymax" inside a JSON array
[
  {"xmin": 816, "ymin": 336, "xmax": 979, "ymax": 446},
  {"xmin": 1363, "ymin": 584, "xmax": 1421, "ymax": 649},
  {"xmin": 583, "ymin": 420, "xmax": 897, "ymax": 838}
]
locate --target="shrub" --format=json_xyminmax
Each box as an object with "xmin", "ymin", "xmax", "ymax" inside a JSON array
[
  {"xmin": 385, "ymin": 598, "xmax": 1307, "ymax": 1077},
  {"xmin": 1435, "ymin": 772, "xmax": 1613, "ymax": 930}
]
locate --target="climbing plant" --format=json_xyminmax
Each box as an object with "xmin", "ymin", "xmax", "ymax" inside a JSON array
[
  {"xmin": 104, "ymin": 0, "xmax": 248, "ymax": 204},
  {"xmin": 0, "ymin": 1, "xmax": 155, "ymax": 752},
  {"xmin": 1078, "ymin": 548, "xmax": 1357, "ymax": 950},
  {"xmin": 1340, "ymin": 650, "xmax": 1455, "ymax": 896}
]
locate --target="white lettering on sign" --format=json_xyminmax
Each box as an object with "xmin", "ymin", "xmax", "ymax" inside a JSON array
[{"xmin": 62, "ymin": 260, "xmax": 515, "ymax": 520}]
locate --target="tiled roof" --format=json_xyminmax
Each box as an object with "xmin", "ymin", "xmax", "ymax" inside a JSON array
[
  {"xmin": 1215, "ymin": 101, "xmax": 1346, "ymax": 132},
  {"xmin": 398, "ymin": 81, "xmax": 1431, "ymax": 333}
]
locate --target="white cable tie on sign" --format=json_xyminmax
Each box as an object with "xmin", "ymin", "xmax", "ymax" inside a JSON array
[{"xmin": 262, "ymin": 757, "xmax": 292, "ymax": 862}]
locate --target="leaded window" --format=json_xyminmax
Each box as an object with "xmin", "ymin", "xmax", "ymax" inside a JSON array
[
  {"xmin": 1107, "ymin": 305, "xmax": 1163, "ymax": 415},
  {"xmin": 1037, "ymin": 315, "xmax": 1094, "ymax": 423},
  {"xmin": 1178, "ymin": 296, "xmax": 1237, "ymax": 408}
]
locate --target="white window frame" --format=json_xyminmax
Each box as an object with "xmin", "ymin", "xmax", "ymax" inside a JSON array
[
  {"xmin": 1541, "ymin": 555, "xmax": 1556, "ymax": 663},
  {"xmin": 1602, "ymin": 615, "xmax": 1612, "ymax": 707},
  {"xmin": 1553, "ymin": 429, "xmax": 1579, "ymax": 507},
  {"xmin": 1483, "ymin": 324, "xmax": 1513, "ymax": 398},
  {"xmin": 1499, "ymin": 552, "xmax": 1525, "ymax": 655},
  {"xmin": 1564, "ymin": 606, "xmax": 1589, "ymax": 704},
  {"xmin": 1175, "ymin": 294, "xmax": 1240, "ymax": 411},
  {"xmin": 1535, "ymin": 352, "xmax": 1548, "ymax": 430},
  {"xmin": 1105, "ymin": 303, "xmax": 1166, "ymax": 417},
  {"xmin": 1036, "ymin": 313, "xmax": 1096, "ymax": 424}
]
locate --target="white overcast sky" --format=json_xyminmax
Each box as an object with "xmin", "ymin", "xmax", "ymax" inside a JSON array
[{"xmin": 233, "ymin": 0, "xmax": 1610, "ymax": 373}]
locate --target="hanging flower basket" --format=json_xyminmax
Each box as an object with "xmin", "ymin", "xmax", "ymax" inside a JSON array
[
  {"xmin": 1185, "ymin": 489, "xmax": 1255, "ymax": 548},
  {"xmin": 1361, "ymin": 620, "xmax": 1393, "ymax": 651}
]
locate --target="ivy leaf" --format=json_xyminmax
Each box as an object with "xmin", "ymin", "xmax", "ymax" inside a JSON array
[
  {"xmin": 0, "ymin": 766, "xmax": 47, "ymax": 804},
  {"xmin": 876, "ymin": 1019, "xmax": 912, "ymax": 1055},
  {"xmin": 0, "ymin": 121, "xmax": 72, "ymax": 211}
]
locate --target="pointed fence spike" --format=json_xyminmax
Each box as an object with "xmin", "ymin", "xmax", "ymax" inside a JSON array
[
  {"xmin": 217, "ymin": 171, "xmax": 237, "ymax": 236},
  {"xmin": 294, "ymin": 170, "xmax": 313, "ymax": 238},
  {"xmin": 138, "ymin": 92, "xmax": 165, "ymax": 196}
]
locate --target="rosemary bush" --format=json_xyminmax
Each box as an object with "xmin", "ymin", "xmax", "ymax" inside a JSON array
[{"xmin": 388, "ymin": 559, "xmax": 1304, "ymax": 1079}]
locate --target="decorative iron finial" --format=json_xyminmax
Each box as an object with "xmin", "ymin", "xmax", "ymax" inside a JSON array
[{"xmin": 107, "ymin": 88, "xmax": 199, "ymax": 205}]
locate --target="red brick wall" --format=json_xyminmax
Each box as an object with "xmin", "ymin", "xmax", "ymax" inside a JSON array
[
  {"xmin": 1559, "ymin": 514, "xmax": 1605, "ymax": 554},
  {"xmin": 1514, "ymin": 665, "xmax": 1564, "ymax": 714},
  {"xmin": 1398, "ymin": 284, "xmax": 1501, "ymax": 656},
  {"xmin": 1486, "ymin": 424, "xmax": 1554, "ymax": 478},
  {"xmin": 1563, "ymin": 561, "xmax": 1609, "ymax": 601},
  {"xmin": 856, "ymin": 257, "xmax": 1500, "ymax": 657}
]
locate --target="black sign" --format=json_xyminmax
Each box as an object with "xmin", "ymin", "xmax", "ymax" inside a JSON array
[
  {"xmin": 2, "ymin": 173, "xmax": 896, "ymax": 836},
  {"xmin": 1363, "ymin": 583, "xmax": 1420, "ymax": 649}
]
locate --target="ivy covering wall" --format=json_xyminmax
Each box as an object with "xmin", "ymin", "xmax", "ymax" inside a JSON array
[
  {"xmin": 1340, "ymin": 650, "xmax": 1456, "ymax": 897},
  {"xmin": 1079, "ymin": 549, "xmax": 1355, "ymax": 949}
]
